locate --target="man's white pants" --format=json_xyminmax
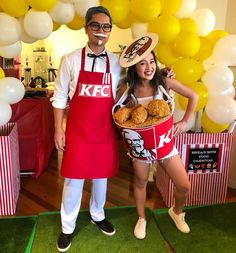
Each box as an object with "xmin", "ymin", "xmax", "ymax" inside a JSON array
[{"xmin": 61, "ymin": 178, "xmax": 107, "ymax": 234}]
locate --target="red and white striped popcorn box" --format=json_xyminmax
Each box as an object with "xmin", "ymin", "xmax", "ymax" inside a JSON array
[
  {"xmin": 156, "ymin": 132, "xmax": 233, "ymax": 207},
  {"xmin": 0, "ymin": 123, "xmax": 20, "ymax": 215}
]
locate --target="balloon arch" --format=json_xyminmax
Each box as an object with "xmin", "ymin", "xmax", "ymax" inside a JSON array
[{"xmin": 0, "ymin": 0, "xmax": 236, "ymax": 131}]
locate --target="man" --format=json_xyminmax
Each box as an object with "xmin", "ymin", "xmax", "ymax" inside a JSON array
[{"xmin": 51, "ymin": 6, "xmax": 124, "ymax": 252}]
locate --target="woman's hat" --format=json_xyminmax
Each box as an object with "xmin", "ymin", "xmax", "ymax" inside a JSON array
[{"xmin": 119, "ymin": 33, "xmax": 158, "ymax": 68}]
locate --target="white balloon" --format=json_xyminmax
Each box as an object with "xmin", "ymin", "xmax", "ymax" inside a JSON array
[
  {"xmin": 211, "ymin": 34, "xmax": 236, "ymax": 66},
  {"xmin": 0, "ymin": 99, "xmax": 12, "ymax": 127},
  {"xmin": 208, "ymin": 85, "xmax": 235, "ymax": 98},
  {"xmin": 74, "ymin": 0, "xmax": 100, "ymax": 18},
  {"xmin": 202, "ymin": 56, "xmax": 215, "ymax": 71},
  {"xmin": 190, "ymin": 8, "xmax": 215, "ymax": 36},
  {"xmin": 0, "ymin": 77, "xmax": 25, "ymax": 104},
  {"xmin": 18, "ymin": 17, "xmax": 37, "ymax": 44},
  {"xmin": 131, "ymin": 23, "xmax": 148, "ymax": 39},
  {"xmin": 0, "ymin": 41, "xmax": 22, "ymax": 59},
  {"xmin": 205, "ymin": 96, "xmax": 236, "ymax": 125},
  {"xmin": 24, "ymin": 9, "xmax": 53, "ymax": 40},
  {"xmin": 0, "ymin": 13, "xmax": 21, "ymax": 46},
  {"xmin": 202, "ymin": 65, "xmax": 234, "ymax": 92},
  {"xmin": 175, "ymin": 0, "xmax": 197, "ymax": 18},
  {"xmin": 49, "ymin": 2, "xmax": 75, "ymax": 24}
]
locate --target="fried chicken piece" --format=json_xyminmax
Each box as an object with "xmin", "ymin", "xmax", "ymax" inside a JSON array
[
  {"xmin": 140, "ymin": 115, "xmax": 170, "ymax": 127},
  {"xmin": 131, "ymin": 105, "xmax": 148, "ymax": 124},
  {"xmin": 121, "ymin": 119, "xmax": 138, "ymax": 128},
  {"xmin": 113, "ymin": 107, "xmax": 132, "ymax": 124},
  {"xmin": 140, "ymin": 116, "xmax": 156, "ymax": 127},
  {"xmin": 151, "ymin": 115, "xmax": 170, "ymax": 125},
  {"xmin": 147, "ymin": 99, "xmax": 171, "ymax": 118}
]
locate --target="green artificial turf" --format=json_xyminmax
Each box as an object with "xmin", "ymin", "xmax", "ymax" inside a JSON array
[
  {"xmin": 154, "ymin": 202, "xmax": 236, "ymax": 253},
  {"xmin": 0, "ymin": 216, "xmax": 37, "ymax": 253},
  {"xmin": 31, "ymin": 206, "xmax": 169, "ymax": 253}
]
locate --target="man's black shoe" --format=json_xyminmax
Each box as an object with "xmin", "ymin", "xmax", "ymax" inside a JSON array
[
  {"xmin": 90, "ymin": 217, "xmax": 116, "ymax": 235},
  {"xmin": 57, "ymin": 232, "xmax": 73, "ymax": 252}
]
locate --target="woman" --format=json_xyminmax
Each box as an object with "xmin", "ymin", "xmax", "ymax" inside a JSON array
[{"xmin": 118, "ymin": 34, "xmax": 198, "ymax": 239}]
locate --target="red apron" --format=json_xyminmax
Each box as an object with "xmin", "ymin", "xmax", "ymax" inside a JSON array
[{"xmin": 61, "ymin": 48, "xmax": 119, "ymax": 179}]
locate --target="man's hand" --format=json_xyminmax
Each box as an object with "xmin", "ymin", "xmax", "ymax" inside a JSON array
[
  {"xmin": 54, "ymin": 128, "xmax": 66, "ymax": 151},
  {"xmin": 161, "ymin": 67, "xmax": 176, "ymax": 79}
]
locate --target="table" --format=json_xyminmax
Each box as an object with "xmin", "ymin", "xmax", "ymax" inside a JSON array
[{"xmin": 10, "ymin": 96, "xmax": 55, "ymax": 178}]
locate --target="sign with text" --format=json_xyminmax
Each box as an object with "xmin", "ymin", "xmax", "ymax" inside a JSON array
[{"xmin": 183, "ymin": 143, "xmax": 223, "ymax": 173}]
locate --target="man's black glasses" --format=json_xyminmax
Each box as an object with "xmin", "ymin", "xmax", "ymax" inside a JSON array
[{"xmin": 87, "ymin": 22, "xmax": 112, "ymax": 32}]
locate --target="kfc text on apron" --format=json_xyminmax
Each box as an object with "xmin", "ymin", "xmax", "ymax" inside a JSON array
[{"xmin": 61, "ymin": 48, "xmax": 119, "ymax": 179}]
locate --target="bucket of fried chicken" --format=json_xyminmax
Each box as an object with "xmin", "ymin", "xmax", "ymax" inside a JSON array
[{"xmin": 112, "ymin": 86, "xmax": 174, "ymax": 161}]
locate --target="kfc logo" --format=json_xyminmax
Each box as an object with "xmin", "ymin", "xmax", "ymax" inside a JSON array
[
  {"xmin": 121, "ymin": 129, "xmax": 157, "ymax": 160},
  {"xmin": 78, "ymin": 83, "xmax": 111, "ymax": 97}
]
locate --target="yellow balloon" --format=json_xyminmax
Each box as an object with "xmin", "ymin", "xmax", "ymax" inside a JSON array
[
  {"xmin": 148, "ymin": 17, "xmax": 159, "ymax": 33},
  {"xmin": 25, "ymin": 0, "xmax": 57, "ymax": 11},
  {"xmin": 102, "ymin": 0, "xmax": 130, "ymax": 24},
  {"xmin": 130, "ymin": 0, "xmax": 161, "ymax": 22},
  {"xmin": 53, "ymin": 22, "xmax": 61, "ymax": 32},
  {"xmin": 179, "ymin": 18, "xmax": 197, "ymax": 33},
  {"xmin": 67, "ymin": 15, "xmax": 84, "ymax": 30},
  {"xmin": 149, "ymin": 15, "xmax": 180, "ymax": 43},
  {"xmin": 160, "ymin": 0, "xmax": 182, "ymax": 15},
  {"xmin": 173, "ymin": 32, "xmax": 200, "ymax": 57},
  {"xmin": 0, "ymin": 67, "xmax": 5, "ymax": 79},
  {"xmin": 172, "ymin": 58, "xmax": 203, "ymax": 84},
  {"xmin": 116, "ymin": 15, "xmax": 133, "ymax": 29},
  {"xmin": 178, "ymin": 82, "xmax": 208, "ymax": 112},
  {"xmin": 207, "ymin": 30, "xmax": 229, "ymax": 46},
  {"xmin": 0, "ymin": 0, "xmax": 29, "ymax": 17},
  {"xmin": 201, "ymin": 111, "xmax": 229, "ymax": 133},
  {"xmin": 154, "ymin": 42, "xmax": 179, "ymax": 66},
  {"xmin": 193, "ymin": 36, "xmax": 213, "ymax": 61}
]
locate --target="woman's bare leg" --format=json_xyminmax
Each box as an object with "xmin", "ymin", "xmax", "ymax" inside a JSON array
[
  {"xmin": 158, "ymin": 155, "xmax": 191, "ymax": 233},
  {"xmin": 158, "ymin": 155, "xmax": 190, "ymax": 214},
  {"xmin": 132, "ymin": 160, "xmax": 150, "ymax": 219}
]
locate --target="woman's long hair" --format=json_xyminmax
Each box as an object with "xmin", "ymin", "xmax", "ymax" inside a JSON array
[{"xmin": 126, "ymin": 51, "xmax": 167, "ymax": 97}]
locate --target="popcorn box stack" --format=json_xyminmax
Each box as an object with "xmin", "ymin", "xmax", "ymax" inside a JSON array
[{"xmin": 0, "ymin": 123, "xmax": 20, "ymax": 215}]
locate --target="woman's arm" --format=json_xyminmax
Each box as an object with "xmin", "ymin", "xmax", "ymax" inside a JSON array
[
  {"xmin": 115, "ymin": 82, "xmax": 128, "ymax": 103},
  {"xmin": 166, "ymin": 78, "xmax": 199, "ymax": 135}
]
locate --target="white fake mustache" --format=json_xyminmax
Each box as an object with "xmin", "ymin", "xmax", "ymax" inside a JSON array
[{"xmin": 93, "ymin": 33, "xmax": 108, "ymax": 38}]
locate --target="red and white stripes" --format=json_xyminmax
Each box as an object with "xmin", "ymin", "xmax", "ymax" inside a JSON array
[
  {"xmin": 0, "ymin": 123, "xmax": 20, "ymax": 216},
  {"xmin": 156, "ymin": 132, "xmax": 233, "ymax": 207}
]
